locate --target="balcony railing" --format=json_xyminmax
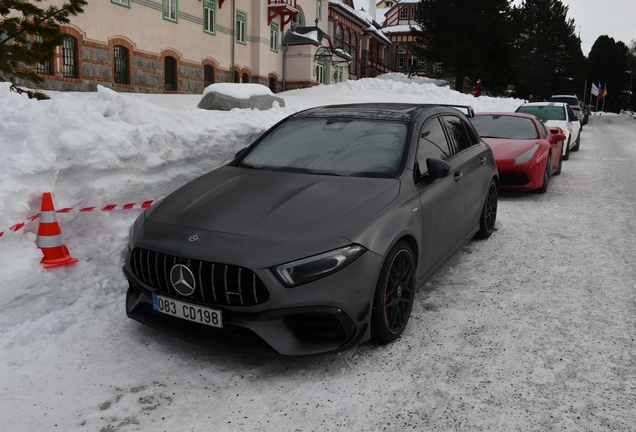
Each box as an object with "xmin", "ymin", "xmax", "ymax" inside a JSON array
[
  {"xmin": 368, "ymin": 60, "xmax": 397, "ymax": 74},
  {"xmin": 268, "ymin": 0, "xmax": 297, "ymax": 7}
]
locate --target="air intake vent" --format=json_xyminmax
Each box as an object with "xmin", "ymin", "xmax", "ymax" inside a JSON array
[{"xmin": 131, "ymin": 248, "xmax": 269, "ymax": 306}]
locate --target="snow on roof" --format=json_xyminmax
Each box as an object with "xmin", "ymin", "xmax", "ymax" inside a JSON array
[
  {"xmin": 382, "ymin": 23, "xmax": 421, "ymax": 33},
  {"xmin": 293, "ymin": 29, "xmax": 319, "ymax": 42},
  {"xmin": 202, "ymin": 83, "xmax": 274, "ymax": 99},
  {"xmin": 329, "ymin": 0, "xmax": 373, "ymax": 26},
  {"xmin": 333, "ymin": 47, "xmax": 353, "ymax": 60},
  {"xmin": 364, "ymin": 26, "xmax": 391, "ymax": 45}
]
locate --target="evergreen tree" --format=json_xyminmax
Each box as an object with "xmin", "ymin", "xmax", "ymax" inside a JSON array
[
  {"xmin": 0, "ymin": 0, "xmax": 86, "ymax": 97},
  {"xmin": 412, "ymin": 0, "xmax": 518, "ymax": 94},
  {"xmin": 515, "ymin": 0, "xmax": 584, "ymax": 100},
  {"xmin": 587, "ymin": 35, "xmax": 631, "ymax": 112}
]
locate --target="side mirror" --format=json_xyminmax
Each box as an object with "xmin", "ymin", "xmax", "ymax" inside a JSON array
[
  {"xmin": 552, "ymin": 133, "xmax": 566, "ymax": 142},
  {"xmin": 427, "ymin": 158, "xmax": 451, "ymax": 180}
]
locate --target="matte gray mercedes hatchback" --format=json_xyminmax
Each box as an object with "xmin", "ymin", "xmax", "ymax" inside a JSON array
[{"xmin": 124, "ymin": 103, "xmax": 499, "ymax": 355}]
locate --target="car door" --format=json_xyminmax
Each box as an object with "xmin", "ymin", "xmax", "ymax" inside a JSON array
[
  {"xmin": 566, "ymin": 105, "xmax": 581, "ymax": 144},
  {"xmin": 414, "ymin": 116, "xmax": 466, "ymax": 272},
  {"xmin": 441, "ymin": 115, "xmax": 492, "ymax": 235}
]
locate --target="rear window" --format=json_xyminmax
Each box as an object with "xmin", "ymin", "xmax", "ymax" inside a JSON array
[
  {"xmin": 239, "ymin": 118, "xmax": 409, "ymax": 178},
  {"xmin": 471, "ymin": 115, "xmax": 539, "ymax": 140},
  {"xmin": 550, "ymin": 97, "xmax": 580, "ymax": 108},
  {"xmin": 516, "ymin": 105, "xmax": 566, "ymax": 121}
]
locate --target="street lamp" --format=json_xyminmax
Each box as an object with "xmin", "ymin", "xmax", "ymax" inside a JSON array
[{"xmin": 627, "ymin": 70, "xmax": 633, "ymax": 105}]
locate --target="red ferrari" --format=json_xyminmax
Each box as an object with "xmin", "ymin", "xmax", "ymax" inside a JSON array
[{"xmin": 471, "ymin": 112, "xmax": 566, "ymax": 193}]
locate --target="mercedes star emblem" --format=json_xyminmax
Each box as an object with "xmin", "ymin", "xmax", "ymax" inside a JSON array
[
  {"xmin": 170, "ymin": 264, "xmax": 197, "ymax": 296},
  {"xmin": 189, "ymin": 235, "xmax": 199, "ymax": 242}
]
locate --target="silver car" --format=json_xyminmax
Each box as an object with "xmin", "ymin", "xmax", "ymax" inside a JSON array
[{"xmin": 124, "ymin": 103, "xmax": 499, "ymax": 356}]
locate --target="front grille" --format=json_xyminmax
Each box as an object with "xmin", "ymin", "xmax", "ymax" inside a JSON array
[
  {"xmin": 284, "ymin": 313, "xmax": 347, "ymax": 344},
  {"xmin": 130, "ymin": 248, "xmax": 269, "ymax": 306},
  {"xmin": 500, "ymin": 171, "xmax": 530, "ymax": 187}
]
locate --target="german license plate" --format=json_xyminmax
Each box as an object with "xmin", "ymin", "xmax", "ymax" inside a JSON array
[{"xmin": 152, "ymin": 293, "xmax": 223, "ymax": 329}]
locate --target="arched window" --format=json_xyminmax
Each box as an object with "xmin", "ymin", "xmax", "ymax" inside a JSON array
[
  {"xmin": 242, "ymin": 72, "xmax": 249, "ymax": 83},
  {"xmin": 292, "ymin": 6, "xmax": 304, "ymax": 28},
  {"xmin": 352, "ymin": 34, "xmax": 357, "ymax": 48},
  {"xmin": 334, "ymin": 24, "xmax": 343, "ymax": 49},
  {"xmin": 233, "ymin": 70, "xmax": 239, "ymax": 83},
  {"xmin": 62, "ymin": 36, "xmax": 78, "ymax": 78},
  {"xmin": 164, "ymin": 56, "xmax": 177, "ymax": 90},
  {"xmin": 204, "ymin": 65, "xmax": 214, "ymax": 87},
  {"xmin": 269, "ymin": 77, "xmax": 276, "ymax": 93},
  {"xmin": 113, "ymin": 45, "xmax": 129, "ymax": 85},
  {"xmin": 344, "ymin": 29, "xmax": 350, "ymax": 44},
  {"xmin": 34, "ymin": 34, "xmax": 53, "ymax": 75}
]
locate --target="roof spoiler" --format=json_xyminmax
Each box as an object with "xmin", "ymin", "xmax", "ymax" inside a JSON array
[{"xmin": 444, "ymin": 105, "xmax": 475, "ymax": 118}]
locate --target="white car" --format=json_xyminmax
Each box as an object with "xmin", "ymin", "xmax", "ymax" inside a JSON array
[{"xmin": 515, "ymin": 102, "xmax": 582, "ymax": 160}]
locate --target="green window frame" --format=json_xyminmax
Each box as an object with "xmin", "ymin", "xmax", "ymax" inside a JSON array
[
  {"xmin": 111, "ymin": 0, "xmax": 131, "ymax": 8},
  {"xmin": 316, "ymin": 0, "xmax": 322, "ymax": 21},
  {"xmin": 236, "ymin": 10, "xmax": 247, "ymax": 44},
  {"xmin": 270, "ymin": 22, "xmax": 279, "ymax": 52},
  {"xmin": 163, "ymin": 0, "xmax": 178, "ymax": 22},
  {"xmin": 204, "ymin": 0, "xmax": 215, "ymax": 34},
  {"xmin": 316, "ymin": 61, "xmax": 325, "ymax": 84}
]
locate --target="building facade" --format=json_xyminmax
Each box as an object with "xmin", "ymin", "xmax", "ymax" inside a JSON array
[
  {"xmin": 20, "ymin": 0, "xmax": 415, "ymax": 94},
  {"xmin": 382, "ymin": 0, "xmax": 427, "ymax": 76}
]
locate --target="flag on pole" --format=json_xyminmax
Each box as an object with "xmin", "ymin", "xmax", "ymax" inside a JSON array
[
  {"xmin": 591, "ymin": 82, "xmax": 599, "ymax": 96},
  {"xmin": 599, "ymin": 84, "xmax": 607, "ymax": 99}
]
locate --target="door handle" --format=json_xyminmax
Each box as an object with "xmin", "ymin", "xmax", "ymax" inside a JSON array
[
  {"xmin": 454, "ymin": 170, "xmax": 463, "ymax": 182},
  {"xmin": 479, "ymin": 156, "xmax": 487, "ymax": 166}
]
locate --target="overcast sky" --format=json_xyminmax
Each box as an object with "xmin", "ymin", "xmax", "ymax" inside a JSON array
[
  {"xmin": 355, "ymin": 0, "xmax": 635, "ymax": 56},
  {"xmin": 511, "ymin": 0, "xmax": 636, "ymax": 55}
]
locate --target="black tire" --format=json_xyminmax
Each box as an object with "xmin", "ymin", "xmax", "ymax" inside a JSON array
[
  {"xmin": 536, "ymin": 154, "xmax": 551, "ymax": 194},
  {"xmin": 371, "ymin": 241, "xmax": 416, "ymax": 344},
  {"xmin": 563, "ymin": 137, "xmax": 571, "ymax": 160},
  {"xmin": 554, "ymin": 150, "xmax": 563, "ymax": 175},
  {"xmin": 474, "ymin": 179, "xmax": 498, "ymax": 239},
  {"xmin": 572, "ymin": 134, "xmax": 580, "ymax": 151}
]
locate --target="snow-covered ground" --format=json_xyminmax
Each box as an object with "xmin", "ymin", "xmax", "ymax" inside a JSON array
[{"xmin": 1, "ymin": 75, "xmax": 635, "ymax": 431}]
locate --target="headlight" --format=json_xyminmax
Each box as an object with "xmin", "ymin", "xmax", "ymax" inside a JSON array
[
  {"xmin": 514, "ymin": 144, "xmax": 540, "ymax": 165},
  {"xmin": 274, "ymin": 245, "xmax": 366, "ymax": 287}
]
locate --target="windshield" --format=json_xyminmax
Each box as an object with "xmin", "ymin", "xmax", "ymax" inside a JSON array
[
  {"xmin": 550, "ymin": 97, "xmax": 578, "ymax": 107},
  {"xmin": 239, "ymin": 118, "xmax": 409, "ymax": 177},
  {"xmin": 516, "ymin": 105, "xmax": 566, "ymax": 121},
  {"xmin": 471, "ymin": 115, "xmax": 539, "ymax": 139}
]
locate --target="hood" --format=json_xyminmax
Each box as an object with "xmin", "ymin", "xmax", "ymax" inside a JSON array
[
  {"xmin": 483, "ymin": 138, "xmax": 541, "ymax": 161},
  {"xmin": 146, "ymin": 166, "xmax": 400, "ymax": 242}
]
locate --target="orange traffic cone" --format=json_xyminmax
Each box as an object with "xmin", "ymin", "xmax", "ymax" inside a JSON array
[{"xmin": 36, "ymin": 192, "xmax": 78, "ymax": 268}]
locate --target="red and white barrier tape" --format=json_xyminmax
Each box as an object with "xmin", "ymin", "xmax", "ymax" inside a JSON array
[{"xmin": 0, "ymin": 200, "xmax": 154, "ymax": 238}]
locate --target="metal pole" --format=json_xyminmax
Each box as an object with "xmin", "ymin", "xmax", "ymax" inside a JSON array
[{"xmin": 231, "ymin": 0, "xmax": 236, "ymax": 83}]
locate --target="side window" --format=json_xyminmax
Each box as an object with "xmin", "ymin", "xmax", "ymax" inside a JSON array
[
  {"xmin": 417, "ymin": 117, "xmax": 451, "ymax": 174},
  {"xmin": 537, "ymin": 120, "xmax": 548, "ymax": 139},
  {"xmin": 566, "ymin": 106, "xmax": 575, "ymax": 121},
  {"xmin": 442, "ymin": 115, "xmax": 472, "ymax": 153}
]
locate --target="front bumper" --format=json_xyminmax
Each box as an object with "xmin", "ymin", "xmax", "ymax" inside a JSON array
[
  {"xmin": 496, "ymin": 158, "xmax": 546, "ymax": 190},
  {"xmin": 123, "ymin": 245, "xmax": 382, "ymax": 356}
]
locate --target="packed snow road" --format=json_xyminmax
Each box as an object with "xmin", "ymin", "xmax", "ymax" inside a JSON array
[{"xmin": 1, "ymin": 86, "xmax": 635, "ymax": 430}]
